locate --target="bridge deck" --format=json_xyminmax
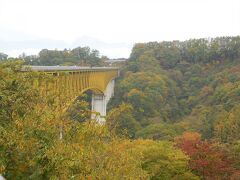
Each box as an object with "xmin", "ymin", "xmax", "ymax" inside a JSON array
[{"xmin": 22, "ymin": 66, "xmax": 119, "ymax": 72}]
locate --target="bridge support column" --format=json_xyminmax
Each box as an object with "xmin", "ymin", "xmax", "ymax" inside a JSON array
[
  {"xmin": 105, "ymin": 79, "xmax": 115, "ymax": 104},
  {"xmin": 91, "ymin": 94, "xmax": 106, "ymax": 123},
  {"xmin": 91, "ymin": 80, "xmax": 115, "ymax": 123}
]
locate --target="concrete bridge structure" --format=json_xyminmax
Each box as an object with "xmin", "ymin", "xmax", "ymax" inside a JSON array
[{"xmin": 23, "ymin": 66, "xmax": 119, "ymax": 123}]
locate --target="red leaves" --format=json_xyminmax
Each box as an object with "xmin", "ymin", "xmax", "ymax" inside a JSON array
[
  {"xmin": 176, "ymin": 132, "xmax": 236, "ymax": 179},
  {"xmin": 229, "ymin": 64, "xmax": 240, "ymax": 74}
]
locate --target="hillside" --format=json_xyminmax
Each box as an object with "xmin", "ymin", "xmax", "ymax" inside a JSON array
[
  {"xmin": 109, "ymin": 36, "xmax": 240, "ymax": 140},
  {"xmin": 107, "ymin": 37, "xmax": 240, "ymax": 177}
]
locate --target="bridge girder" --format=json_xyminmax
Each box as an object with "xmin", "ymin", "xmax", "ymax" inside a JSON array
[
  {"xmin": 34, "ymin": 69, "xmax": 117, "ymax": 94},
  {"xmin": 26, "ymin": 67, "xmax": 119, "ymax": 120}
]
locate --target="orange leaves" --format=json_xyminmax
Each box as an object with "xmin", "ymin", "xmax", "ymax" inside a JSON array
[{"xmin": 177, "ymin": 132, "xmax": 201, "ymax": 142}]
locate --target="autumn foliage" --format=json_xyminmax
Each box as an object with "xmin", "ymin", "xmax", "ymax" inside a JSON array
[{"xmin": 176, "ymin": 132, "xmax": 237, "ymax": 179}]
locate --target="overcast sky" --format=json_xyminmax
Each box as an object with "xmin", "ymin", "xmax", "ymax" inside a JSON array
[{"xmin": 0, "ymin": 0, "xmax": 240, "ymax": 58}]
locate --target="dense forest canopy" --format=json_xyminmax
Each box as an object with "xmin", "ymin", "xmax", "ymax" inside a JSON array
[
  {"xmin": 109, "ymin": 36, "xmax": 240, "ymax": 138},
  {"xmin": 107, "ymin": 36, "xmax": 240, "ymax": 178},
  {"xmin": 1, "ymin": 36, "xmax": 240, "ymax": 179},
  {"xmin": 131, "ymin": 36, "xmax": 240, "ymax": 66}
]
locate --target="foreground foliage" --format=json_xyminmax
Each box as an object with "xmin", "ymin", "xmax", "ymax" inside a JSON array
[{"xmin": 0, "ymin": 61, "xmax": 146, "ymax": 179}]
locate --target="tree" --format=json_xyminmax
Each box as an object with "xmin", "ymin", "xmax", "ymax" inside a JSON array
[
  {"xmin": 106, "ymin": 103, "xmax": 141, "ymax": 138},
  {"xmin": 24, "ymin": 46, "xmax": 105, "ymax": 66},
  {"xmin": 66, "ymin": 93, "xmax": 91, "ymax": 122},
  {"xmin": 131, "ymin": 140, "xmax": 199, "ymax": 180},
  {"xmin": 176, "ymin": 132, "xmax": 236, "ymax": 179},
  {"xmin": 0, "ymin": 61, "xmax": 39, "ymax": 125},
  {"xmin": 214, "ymin": 105, "xmax": 240, "ymax": 143},
  {"xmin": 135, "ymin": 122, "xmax": 185, "ymax": 140},
  {"xmin": 0, "ymin": 53, "xmax": 8, "ymax": 61}
]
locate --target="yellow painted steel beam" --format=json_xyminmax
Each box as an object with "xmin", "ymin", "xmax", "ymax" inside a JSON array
[{"xmin": 31, "ymin": 68, "xmax": 119, "ymax": 109}]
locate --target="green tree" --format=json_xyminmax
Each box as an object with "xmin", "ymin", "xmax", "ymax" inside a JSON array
[
  {"xmin": 132, "ymin": 140, "xmax": 199, "ymax": 180},
  {"xmin": 107, "ymin": 103, "xmax": 141, "ymax": 138}
]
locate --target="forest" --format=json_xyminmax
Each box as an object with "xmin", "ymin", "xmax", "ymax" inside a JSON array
[
  {"xmin": 20, "ymin": 47, "xmax": 106, "ymax": 66},
  {"xmin": 1, "ymin": 36, "xmax": 240, "ymax": 179}
]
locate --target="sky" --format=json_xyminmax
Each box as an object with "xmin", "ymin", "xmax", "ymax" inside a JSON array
[{"xmin": 0, "ymin": 0, "xmax": 240, "ymax": 58}]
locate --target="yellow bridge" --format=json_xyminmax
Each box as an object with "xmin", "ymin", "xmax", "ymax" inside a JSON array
[{"xmin": 24, "ymin": 66, "xmax": 119, "ymax": 123}]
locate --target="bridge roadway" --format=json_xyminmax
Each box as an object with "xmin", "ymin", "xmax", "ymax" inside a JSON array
[
  {"xmin": 23, "ymin": 66, "xmax": 119, "ymax": 123},
  {"xmin": 22, "ymin": 65, "xmax": 119, "ymax": 72}
]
